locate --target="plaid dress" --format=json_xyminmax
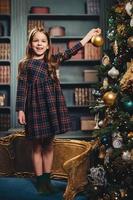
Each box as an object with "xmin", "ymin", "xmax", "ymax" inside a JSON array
[{"xmin": 16, "ymin": 42, "xmax": 83, "ymax": 140}]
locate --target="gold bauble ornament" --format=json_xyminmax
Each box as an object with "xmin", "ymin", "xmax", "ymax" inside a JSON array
[
  {"xmin": 91, "ymin": 35, "xmax": 104, "ymax": 47},
  {"xmin": 127, "ymin": 36, "xmax": 133, "ymax": 48},
  {"xmin": 103, "ymin": 91, "xmax": 117, "ymax": 106}
]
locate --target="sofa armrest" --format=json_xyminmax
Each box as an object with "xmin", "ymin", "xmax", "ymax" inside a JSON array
[{"xmin": 63, "ymin": 140, "xmax": 97, "ymax": 200}]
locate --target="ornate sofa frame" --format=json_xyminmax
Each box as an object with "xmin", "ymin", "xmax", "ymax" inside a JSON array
[{"xmin": 0, "ymin": 131, "xmax": 98, "ymax": 200}]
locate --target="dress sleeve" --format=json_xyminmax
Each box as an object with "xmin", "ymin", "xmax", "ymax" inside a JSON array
[
  {"xmin": 16, "ymin": 66, "xmax": 28, "ymax": 112},
  {"xmin": 54, "ymin": 42, "xmax": 83, "ymax": 63}
]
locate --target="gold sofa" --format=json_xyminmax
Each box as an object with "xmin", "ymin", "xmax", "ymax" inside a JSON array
[{"xmin": 0, "ymin": 131, "xmax": 97, "ymax": 200}]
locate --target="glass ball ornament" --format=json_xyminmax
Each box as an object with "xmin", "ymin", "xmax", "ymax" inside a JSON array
[
  {"xmin": 122, "ymin": 100, "xmax": 133, "ymax": 114},
  {"xmin": 91, "ymin": 35, "xmax": 104, "ymax": 47},
  {"xmin": 101, "ymin": 135, "xmax": 111, "ymax": 147},
  {"xmin": 103, "ymin": 91, "xmax": 117, "ymax": 106}
]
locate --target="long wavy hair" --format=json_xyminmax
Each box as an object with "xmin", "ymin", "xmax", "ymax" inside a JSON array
[{"xmin": 18, "ymin": 27, "xmax": 58, "ymax": 80}]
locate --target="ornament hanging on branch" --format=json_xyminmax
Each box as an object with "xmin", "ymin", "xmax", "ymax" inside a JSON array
[
  {"xmin": 103, "ymin": 91, "xmax": 117, "ymax": 106},
  {"xmin": 117, "ymin": 24, "xmax": 126, "ymax": 36},
  {"xmin": 113, "ymin": 40, "xmax": 118, "ymax": 55},
  {"xmin": 127, "ymin": 36, "xmax": 133, "ymax": 48},
  {"xmin": 103, "ymin": 77, "xmax": 109, "ymax": 89},
  {"xmin": 122, "ymin": 150, "xmax": 131, "ymax": 161},
  {"xmin": 125, "ymin": 1, "xmax": 133, "ymax": 16},
  {"xmin": 107, "ymin": 29, "xmax": 115, "ymax": 41},
  {"xmin": 102, "ymin": 54, "xmax": 110, "ymax": 66},
  {"xmin": 108, "ymin": 66, "xmax": 119, "ymax": 79},
  {"xmin": 112, "ymin": 132, "xmax": 123, "ymax": 149},
  {"xmin": 91, "ymin": 35, "xmax": 104, "ymax": 47},
  {"xmin": 125, "ymin": 1, "xmax": 133, "ymax": 27},
  {"xmin": 122, "ymin": 99, "xmax": 133, "ymax": 114},
  {"xmin": 115, "ymin": 2, "xmax": 125, "ymax": 14},
  {"xmin": 130, "ymin": 16, "xmax": 133, "ymax": 27}
]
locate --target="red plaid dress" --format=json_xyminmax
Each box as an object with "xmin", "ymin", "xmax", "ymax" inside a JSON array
[{"xmin": 16, "ymin": 42, "xmax": 83, "ymax": 140}]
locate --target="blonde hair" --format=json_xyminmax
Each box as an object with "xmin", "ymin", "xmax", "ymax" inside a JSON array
[{"xmin": 18, "ymin": 27, "xmax": 58, "ymax": 80}]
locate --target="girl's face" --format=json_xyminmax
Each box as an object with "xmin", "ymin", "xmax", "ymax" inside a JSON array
[{"xmin": 31, "ymin": 31, "xmax": 49, "ymax": 59}]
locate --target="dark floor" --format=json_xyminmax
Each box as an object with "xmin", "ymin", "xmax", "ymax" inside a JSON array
[{"xmin": 0, "ymin": 177, "xmax": 87, "ymax": 200}]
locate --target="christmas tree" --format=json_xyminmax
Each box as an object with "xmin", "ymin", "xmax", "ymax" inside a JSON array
[{"xmin": 87, "ymin": 1, "xmax": 133, "ymax": 200}]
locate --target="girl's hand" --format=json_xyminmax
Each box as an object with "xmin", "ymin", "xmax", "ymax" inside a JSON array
[
  {"xmin": 88, "ymin": 28, "xmax": 101, "ymax": 38},
  {"xmin": 80, "ymin": 28, "xmax": 102, "ymax": 46},
  {"xmin": 18, "ymin": 110, "xmax": 26, "ymax": 125}
]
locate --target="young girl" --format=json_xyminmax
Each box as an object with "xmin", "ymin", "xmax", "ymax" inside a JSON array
[{"xmin": 16, "ymin": 27, "xmax": 101, "ymax": 194}]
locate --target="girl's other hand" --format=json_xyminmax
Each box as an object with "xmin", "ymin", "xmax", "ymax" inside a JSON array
[{"xmin": 18, "ymin": 110, "xmax": 26, "ymax": 124}]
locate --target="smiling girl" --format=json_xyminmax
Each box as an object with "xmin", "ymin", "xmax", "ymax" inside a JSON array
[{"xmin": 16, "ymin": 27, "xmax": 101, "ymax": 195}]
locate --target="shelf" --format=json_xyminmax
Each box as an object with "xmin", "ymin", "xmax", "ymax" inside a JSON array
[
  {"xmin": 67, "ymin": 105, "xmax": 89, "ymax": 108},
  {"xmin": 67, "ymin": 105, "xmax": 95, "ymax": 109},
  {"xmin": 61, "ymin": 82, "xmax": 96, "ymax": 86},
  {"xmin": 51, "ymin": 36, "xmax": 82, "ymax": 41},
  {"xmin": 0, "ymin": 60, "xmax": 10, "ymax": 64},
  {"xmin": 0, "ymin": 83, "xmax": 10, "ymax": 86},
  {"xmin": 63, "ymin": 59, "xmax": 101, "ymax": 65},
  {"xmin": 0, "ymin": 106, "xmax": 10, "ymax": 110},
  {"xmin": 28, "ymin": 14, "xmax": 100, "ymax": 20},
  {"xmin": 0, "ymin": 14, "xmax": 10, "ymax": 20},
  {"xmin": 0, "ymin": 36, "xmax": 10, "ymax": 41},
  {"xmin": 56, "ymin": 130, "xmax": 95, "ymax": 140}
]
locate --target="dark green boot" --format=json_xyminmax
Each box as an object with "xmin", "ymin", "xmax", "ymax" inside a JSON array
[
  {"xmin": 42, "ymin": 173, "xmax": 58, "ymax": 194},
  {"xmin": 36, "ymin": 174, "xmax": 50, "ymax": 195}
]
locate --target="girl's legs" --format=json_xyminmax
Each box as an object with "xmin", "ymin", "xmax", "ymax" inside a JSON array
[
  {"xmin": 41, "ymin": 138, "xmax": 56, "ymax": 193},
  {"xmin": 42, "ymin": 139, "xmax": 54, "ymax": 173},
  {"xmin": 31, "ymin": 137, "xmax": 55, "ymax": 194},
  {"xmin": 32, "ymin": 139, "xmax": 43, "ymax": 176}
]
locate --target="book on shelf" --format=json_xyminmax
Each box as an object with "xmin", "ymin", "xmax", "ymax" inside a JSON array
[
  {"xmin": 74, "ymin": 87, "xmax": 95, "ymax": 106},
  {"xmin": 85, "ymin": 0, "xmax": 100, "ymax": 15},
  {"xmin": 27, "ymin": 19, "xmax": 45, "ymax": 34},
  {"xmin": 0, "ymin": 65, "xmax": 10, "ymax": 83},
  {"xmin": 84, "ymin": 42, "xmax": 101, "ymax": 60},
  {"xmin": 0, "ymin": 43, "xmax": 11, "ymax": 60},
  {"xmin": 51, "ymin": 42, "xmax": 66, "ymax": 55},
  {"xmin": 0, "ymin": 0, "xmax": 11, "ymax": 14}
]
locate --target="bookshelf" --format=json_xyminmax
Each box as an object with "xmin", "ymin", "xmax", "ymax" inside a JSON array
[{"xmin": 0, "ymin": 0, "xmax": 11, "ymax": 132}]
